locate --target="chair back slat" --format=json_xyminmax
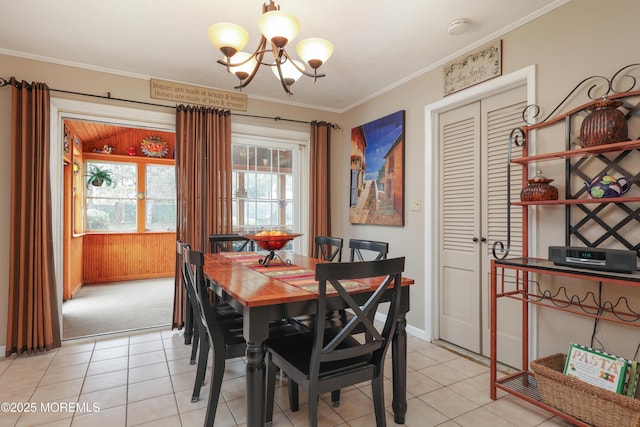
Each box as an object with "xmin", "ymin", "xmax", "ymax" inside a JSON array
[
  {"xmin": 312, "ymin": 257, "xmax": 404, "ymax": 374},
  {"xmin": 349, "ymin": 239, "xmax": 389, "ymax": 262},
  {"xmin": 314, "ymin": 235, "xmax": 343, "ymax": 262},
  {"xmin": 209, "ymin": 234, "xmax": 254, "ymax": 253}
]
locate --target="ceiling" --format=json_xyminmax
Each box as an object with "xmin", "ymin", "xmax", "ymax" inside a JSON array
[
  {"xmin": 65, "ymin": 119, "xmax": 176, "ymax": 147},
  {"xmin": 1, "ymin": 0, "xmax": 567, "ymax": 112}
]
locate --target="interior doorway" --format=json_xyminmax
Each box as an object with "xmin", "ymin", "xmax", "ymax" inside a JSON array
[
  {"xmin": 423, "ymin": 65, "xmax": 537, "ymax": 367},
  {"xmin": 51, "ymin": 98, "xmax": 176, "ymax": 339},
  {"xmin": 438, "ymin": 86, "xmax": 526, "ymax": 368}
]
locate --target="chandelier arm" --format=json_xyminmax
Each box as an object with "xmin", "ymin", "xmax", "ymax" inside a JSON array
[
  {"xmin": 218, "ymin": 37, "xmax": 268, "ymax": 69},
  {"xmin": 274, "ymin": 61, "xmax": 294, "ymax": 95},
  {"xmin": 229, "ymin": 37, "xmax": 268, "ymax": 90},
  {"xmin": 280, "ymin": 50, "xmax": 326, "ymax": 79}
]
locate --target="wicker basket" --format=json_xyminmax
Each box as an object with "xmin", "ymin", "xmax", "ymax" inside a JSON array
[{"xmin": 530, "ymin": 353, "xmax": 640, "ymax": 427}]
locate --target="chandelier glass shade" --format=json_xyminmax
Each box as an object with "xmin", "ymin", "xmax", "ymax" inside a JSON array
[
  {"xmin": 208, "ymin": 0, "xmax": 333, "ymax": 95},
  {"xmin": 272, "ymin": 59, "xmax": 304, "ymax": 87}
]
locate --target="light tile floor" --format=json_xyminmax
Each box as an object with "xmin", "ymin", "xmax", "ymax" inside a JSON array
[{"xmin": 0, "ymin": 328, "xmax": 575, "ymax": 427}]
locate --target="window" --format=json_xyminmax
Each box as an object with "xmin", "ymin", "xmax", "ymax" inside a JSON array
[
  {"xmin": 84, "ymin": 159, "xmax": 176, "ymax": 232},
  {"xmin": 145, "ymin": 164, "xmax": 177, "ymax": 231},
  {"xmin": 231, "ymin": 133, "xmax": 306, "ymax": 251},
  {"xmin": 85, "ymin": 161, "xmax": 138, "ymax": 231}
]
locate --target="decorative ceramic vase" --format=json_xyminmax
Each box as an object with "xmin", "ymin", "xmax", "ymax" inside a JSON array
[
  {"xmin": 579, "ymin": 99, "xmax": 628, "ymax": 147},
  {"xmin": 520, "ymin": 170, "xmax": 559, "ymax": 201},
  {"xmin": 584, "ymin": 174, "xmax": 630, "ymax": 198}
]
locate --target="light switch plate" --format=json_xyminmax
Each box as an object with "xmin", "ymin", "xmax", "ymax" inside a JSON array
[{"xmin": 410, "ymin": 198, "xmax": 422, "ymax": 211}]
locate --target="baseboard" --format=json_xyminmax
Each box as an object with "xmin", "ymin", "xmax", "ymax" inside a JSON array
[
  {"xmin": 405, "ymin": 323, "xmax": 429, "ymax": 341},
  {"xmin": 374, "ymin": 312, "xmax": 430, "ymax": 342},
  {"xmin": 62, "ymin": 324, "xmax": 172, "ymax": 343},
  {"xmin": 83, "ymin": 274, "xmax": 173, "ymax": 285}
]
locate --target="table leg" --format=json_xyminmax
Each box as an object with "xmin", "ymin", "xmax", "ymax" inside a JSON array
[
  {"xmin": 245, "ymin": 340, "xmax": 265, "ymax": 427},
  {"xmin": 392, "ymin": 314, "xmax": 408, "ymax": 424}
]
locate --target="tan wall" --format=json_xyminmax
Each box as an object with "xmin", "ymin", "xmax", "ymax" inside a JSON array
[
  {"xmin": 0, "ymin": 55, "xmax": 339, "ymax": 349},
  {"xmin": 334, "ymin": 0, "xmax": 640, "ymax": 358},
  {"xmin": 1, "ymin": 0, "xmax": 639, "ymax": 357}
]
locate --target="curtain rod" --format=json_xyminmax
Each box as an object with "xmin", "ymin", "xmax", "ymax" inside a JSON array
[{"xmin": 0, "ymin": 77, "xmax": 340, "ymax": 129}]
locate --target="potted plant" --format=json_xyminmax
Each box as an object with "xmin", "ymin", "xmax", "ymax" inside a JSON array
[{"xmin": 85, "ymin": 165, "xmax": 115, "ymax": 188}]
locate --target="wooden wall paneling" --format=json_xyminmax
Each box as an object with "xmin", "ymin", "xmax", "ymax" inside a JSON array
[
  {"xmin": 70, "ymin": 235, "xmax": 83, "ymax": 297},
  {"xmin": 63, "ymin": 161, "xmax": 72, "ymax": 300},
  {"xmin": 83, "ymin": 232, "xmax": 176, "ymax": 283}
]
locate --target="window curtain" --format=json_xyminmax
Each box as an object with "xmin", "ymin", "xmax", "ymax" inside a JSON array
[
  {"xmin": 6, "ymin": 78, "xmax": 61, "ymax": 356},
  {"xmin": 172, "ymin": 105, "xmax": 232, "ymax": 329},
  {"xmin": 308, "ymin": 121, "xmax": 332, "ymax": 254}
]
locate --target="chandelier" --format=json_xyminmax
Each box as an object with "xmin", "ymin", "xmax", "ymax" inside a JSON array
[{"xmin": 207, "ymin": 0, "xmax": 333, "ymax": 96}]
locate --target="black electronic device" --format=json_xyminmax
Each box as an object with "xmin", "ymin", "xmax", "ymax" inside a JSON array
[{"xmin": 548, "ymin": 246, "xmax": 638, "ymax": 273}]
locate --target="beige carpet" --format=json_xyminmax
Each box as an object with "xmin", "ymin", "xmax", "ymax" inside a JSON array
[{"xmin": 62, "ymin": 278, "xmax": 174, "ymax": 340}]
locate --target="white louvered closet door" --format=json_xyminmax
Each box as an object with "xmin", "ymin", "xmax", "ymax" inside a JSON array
[
  {"xmin": 439, "ymin": 85, "xmax": 525, "ymax": 364},
  {"xmin": 440, "ymin": 102, "xmax": 482, "ymax": 353},
  {"xmin": 481, "ymin": 86, "xmax": 525, "ymax": 367}
]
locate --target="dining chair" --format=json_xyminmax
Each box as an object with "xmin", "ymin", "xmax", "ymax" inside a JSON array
[
  {"xmin": 293, "ymin": 235, "xmax": 347, "ymax": 331},
  {"xmin": 349, "ymin": 238, "xmax": 389, "ymax": 261},
  {"xmin": 176, "ymin": 241, "xmax": 201, "ymax": 365},
  {"xmin": 292, "ymin": 235, "xmax": 376, "ymax": 407},
  {"xmin": 288, "ymin": 234, "xmax": 346, "ymax": 406},
  {"xmin": 265, "ymin": 257, "xmax": 406, "ymax": 427},
  {"xmin": 209, "ymin": 233, "xmax": 254, "ymax": 253},
  {"xmin": 182, "ymin": 236, "xmax": 249, "ymax": 347},
  {"xmin": 182, "ymin": 246, "xmax": 302, "ymax": 426},
  {"xmin": 180, "ymin": 244, "xmax": 245, "ymax": 408},
  {"xmin": 314, "ymin": 235, "xmax": 343, "ymax": 262}
]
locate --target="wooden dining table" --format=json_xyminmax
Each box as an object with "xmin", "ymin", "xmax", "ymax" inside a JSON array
[{"xmin": 203, "ymin": 250, "xmax": 414, "ymax": 427}]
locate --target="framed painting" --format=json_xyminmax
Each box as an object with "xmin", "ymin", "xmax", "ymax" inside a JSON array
[{"xmin": 349, "ymin": 110, "xmax": 405, "ymax": 226}]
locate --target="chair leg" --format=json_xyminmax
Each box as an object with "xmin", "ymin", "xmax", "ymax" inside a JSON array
[
  {"xmin": 331, "ymin": 389, "xmax": 341, "ymax": 407},
  {"xmin": 371, "ymin": 374, "xmax": 387, "ymax": 427},
  {"xmin": 191, "ymin": 335, "xmax": 209, "ymax": 402},
  {"xmin": 308, "ymin": 394, "xmax": 319, "ymax": 427},
  {"xmin": 189, "ymin": 323, "xmax": 199, "ymax": 365},
  {"xmin": 203, "ymin": 348, "xmax": 227, "ymax": 427},
  {"xmin": 265, "ymin": 355, "xmax": 277, "ymax": 424},
  {"xmin": 288, "ymin": 379, "xmax": 299, "ymax": 412}
]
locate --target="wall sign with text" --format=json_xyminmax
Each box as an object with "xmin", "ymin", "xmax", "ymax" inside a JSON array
[
  {"xmin": 150, "ymin": 79, "xmax": 247, "ymax": 111},
  {"xmin": 443, "ymin": 40, "xmax": 502, "ymax": 96}
]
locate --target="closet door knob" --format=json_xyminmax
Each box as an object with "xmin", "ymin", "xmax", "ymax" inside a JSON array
[
  {"xmin": 481, "ymin": 237, "xmax": 487, "ymax": 242},
  {"xmin": 472, "ymin": 237, "xmax": 479, "ymax": 242}
]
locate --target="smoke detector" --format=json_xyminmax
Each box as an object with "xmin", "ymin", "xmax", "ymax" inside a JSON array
[{"xmin": 448, "ymin": 19, "xmax": 471, "ymax": 35}]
